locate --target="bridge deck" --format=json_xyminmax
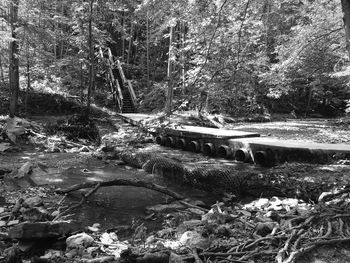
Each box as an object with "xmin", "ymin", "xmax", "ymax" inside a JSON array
[
  {"xmin": 117, "ymin": 113, "xmax": 350, "ymax": 165},
  {"xmin": 165, "ymin": 125, "xmax": 260, "ymax": 139},
  {"xmin": 230, "ymin": 137, "xmax": 350, "ymax": 152},
  {"xmin": 118, "ymin": 113, "xmax": 260, "ymax": 139}
]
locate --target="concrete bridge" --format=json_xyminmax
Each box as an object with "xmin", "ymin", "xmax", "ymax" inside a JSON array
[{"xmin": 118, "ymin": 113, "xmax": 350, "ymax": 166}]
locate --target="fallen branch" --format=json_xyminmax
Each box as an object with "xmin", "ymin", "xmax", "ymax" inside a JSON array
[
  {"xmin": 56, "ymin": 179, "xmax": 208, "ymax": 212},
  {"xmin": 54, "ymin": 183, "xmax": 101, "ymax": 220},
  {"xmin": 318, "ymin": 186, "xmax": 350, "ymax": 202}
]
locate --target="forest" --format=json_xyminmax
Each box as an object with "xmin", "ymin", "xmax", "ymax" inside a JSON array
[
  {"xmin": 1, "ymin": 1, "xmax": 350, "ymax": 263},
  {"xmin": 0, "ymin": 0, "xmax": 350, "ymax": 117}
]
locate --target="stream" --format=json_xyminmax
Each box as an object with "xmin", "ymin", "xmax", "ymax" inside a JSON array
[{"xmin": 32, "ymin": 162, "xmax": 220, "ymax": 232}]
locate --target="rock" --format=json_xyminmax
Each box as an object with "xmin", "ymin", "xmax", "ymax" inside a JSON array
[
  {"xmin": 21, "ymin": 207, "xmax": 53, "ymax": 222},
  {"xmin": 66, "ymin": 233, "xmax": 94, "ymax": 249},
  {"xmin": 0, "ymin": 221, "xmax": 6, "ymax": 227},
  {"xmin": 9, "ymin": 221, "xmax": 77, "ymax": 239},
  {"xmin": 81, "ymin": 256, "xmax": 115, "ymax": 263},
  {"xmin": 22, "ymin": 196, "xmax": 43, "ymax": 208},
  {"xmin": 0, "ymin": 196, "xmax": 6, "ymax": 205},
  {"xmin": 87, "ymin": 223, "xmax": 100, "ymax": 233},
  {"xmin": 100, "ymin": 232, "xmax": 118, "ymax": 245},
  {"xmin": 16, "ymin": 162, "xmax": 33, "ymax": 178},
  {"xmin": 182, "ymin": 220, "xmax": 203, "ymax": 229},
  {"xmin": 216, "ymin": 225, "xmax": 233, "ymax": 237},
  {"xmin": 3, "ymin": 245, "xmax": 23, "ymax": 263},
  {"xmin": 86, "ymin": 246, "xmax": 99, "ymax": 256},
  {"xmin": 179, "ymin": 231, "xmax": 211, "ymax": 249},
  {"xmin": 169, "ymin": 252, "xmax": 186, "ymax": 263},
  {"xmin": 65, "ymin": 248, "xmax": 80, "ymax": 259},
  {"xmin": 255, "ymin": 222, "xmax": 276, "ymax": 237},
  {"xmin": 0, "ymin": 142, "xmax": 11, "ymax": 152},
  {"xmin": 18, "ymin": 240, "xmax": 36, "ymax": 253},
  {"xmin": 40, "ymin": 250, "xmax": 63, "ymax": 260}
]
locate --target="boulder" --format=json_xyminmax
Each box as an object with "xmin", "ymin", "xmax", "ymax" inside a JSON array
[
  {"xmin": 9, "ymin": 221, "xmax": 77, "ymax": 239},
  {"xmin": 22, "ymin": 196, "xmax": 43, "ymax": 208},
  {"xmin": 66, "ymin": 233, "xmax": 94, "ymax": 249},
  {"xmin": 179, "ymin": 231, "xmax": 211, "ymax": 249}
]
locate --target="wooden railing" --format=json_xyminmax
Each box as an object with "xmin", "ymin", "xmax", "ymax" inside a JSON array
[
  {"xmin": 99, "ymin": 47, "xmax": 123, "ymax": 111},
  {"xmin": 98, "ymin": 47, "xmax": 138, "ymax": 111}
]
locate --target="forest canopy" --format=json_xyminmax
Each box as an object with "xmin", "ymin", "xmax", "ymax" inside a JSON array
[{"xmin": 0, "ymin": 0, "xmax": 350, "ymax": 117}]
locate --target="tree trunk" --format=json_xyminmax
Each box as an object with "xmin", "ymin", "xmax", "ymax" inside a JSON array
[
  {"xmin": 9, "ymin": 0, "xmax": 20, "ymax": 118},
  {"xmin": 341, "ymin": 0, "xmax": 350, "ymax": 59},
  {"xmin": 80, "ymin": 61, "xmax": 84, "ymax": 102},
  {"xmin": 86, "ymin": 0, "xmax": 94, "ymax": 118},
  {"xmin": 121, "ymin": 11, "xmax": 125, "ymax": 61},
  {"xmin": 146, "ymin": 12, "xmax": 150, "ymax": 89},
  {"xmin": 25, "ymin": 37, "xmax": 30, "ymax": 116},
  {"xmin": 0, "ymin": 55, "xmax": 5, "ymax": 86},
  {"xmin": 127, "ymin": 22, "xmax": 134, "ymax": 66},
  {"xmin": 181, "ymin": 22, "xmax": 186, "ymax": 94},
  {"xmin": 165, "ymin": 26, "xmax": 174, "ymax": 115}
]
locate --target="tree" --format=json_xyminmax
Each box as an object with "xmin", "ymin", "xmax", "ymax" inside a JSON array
[
  {"xmin": 86, "ymin": 0, "xmax": 94, "ymax": 118},
  {"xmin": 9, "ymin": 0, "xmax": 20, "ymax": 117},
  {"xmin": 341, "ymin": 0, "xmax": 350, "ymax": 59}
]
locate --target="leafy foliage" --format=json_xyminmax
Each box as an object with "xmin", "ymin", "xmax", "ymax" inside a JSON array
[{"xmin": 0, "ymin": 0, "xmax": 349, "ymax": 117}]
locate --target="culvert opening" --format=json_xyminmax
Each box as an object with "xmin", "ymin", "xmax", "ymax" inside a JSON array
[
  {"xmin": 189, "ymin": 141, "xmax": 200, "ymax": 152},
  {"xmin": 235, "ymin": 149, "xmax": 249, "ymax": 162},
  {"xmin": 165, "ymin": 137, "xmax": 175, "ymax": 147},
  {"xmin": 217, "ymin": 145, "xmax": 231, "ymax": 158},
  {"xmin": 176, "ymin": 138, "xmax": 186, "ymax": 150},
  {"xmin": 203, "ymin": 143, "xmax": 214, "ymax": 156},
  {"xmin": 155, "ymin": 136, "xmax": 164, "ymax": 145},
  {"xmin": 254, "ymin": 151, "xmax": 267, "ymax": 166}
]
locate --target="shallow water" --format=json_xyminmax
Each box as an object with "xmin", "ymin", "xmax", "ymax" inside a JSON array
[{"xmin": 33, "ymin": 163, "xmax": 218, "ymax": 231}]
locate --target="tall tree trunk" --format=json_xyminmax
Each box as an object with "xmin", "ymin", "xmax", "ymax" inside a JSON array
[
  {"xmin": 341, "ymin": 0, "xmax": 350, "ymax": 59},
  {"xmin": 80, "ymin": 61, "xmax": 84, "ymax": 102},
  {"xmin": 9, "ymin": 0, "xmax": 20, "ymax": 118},
  {"xmin": 146, "ymin": 12, "xmax": 150, "ymax": 89},
  {"xmin": 164, "ymin": 26, "xmax": 174, "ymax": 116},
  {"xmin": 180, "ymin": 22, "xmax": 186, "ymax": 94},
  {"xmin": 121, "ymin": 11, "xmax": 125, "ymax": 61},
  {"xmin": 25, "ymin": 27, "xmax": 31, "ymax": 116},
  {"xmin": 86, "ymin": 0, "xmax": 94, "ymax": 118},
  {"xmin": 0, "ymin": 55, "xmax": 5, "ymax": 86},
  {"xmin": 127, "ymin": 22, "xmax": 134, "ymax": 66}
]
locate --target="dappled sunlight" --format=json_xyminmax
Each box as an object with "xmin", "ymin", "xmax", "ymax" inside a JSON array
[
  {"xmin": 86, "ymin": 177, "xmax": 103, "ymax": 182},
  {"xmin": 317, "ymin": 165, "xmax": 350, "ymax": 172},
  {"xmin": 45, "ymin": 178, "xmax": 64, "ymax": 183}
]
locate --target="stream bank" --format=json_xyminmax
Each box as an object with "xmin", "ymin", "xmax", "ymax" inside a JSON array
[{"xmin": 1, "ymin": 112, "xmax": 350, "ymax": 262}]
